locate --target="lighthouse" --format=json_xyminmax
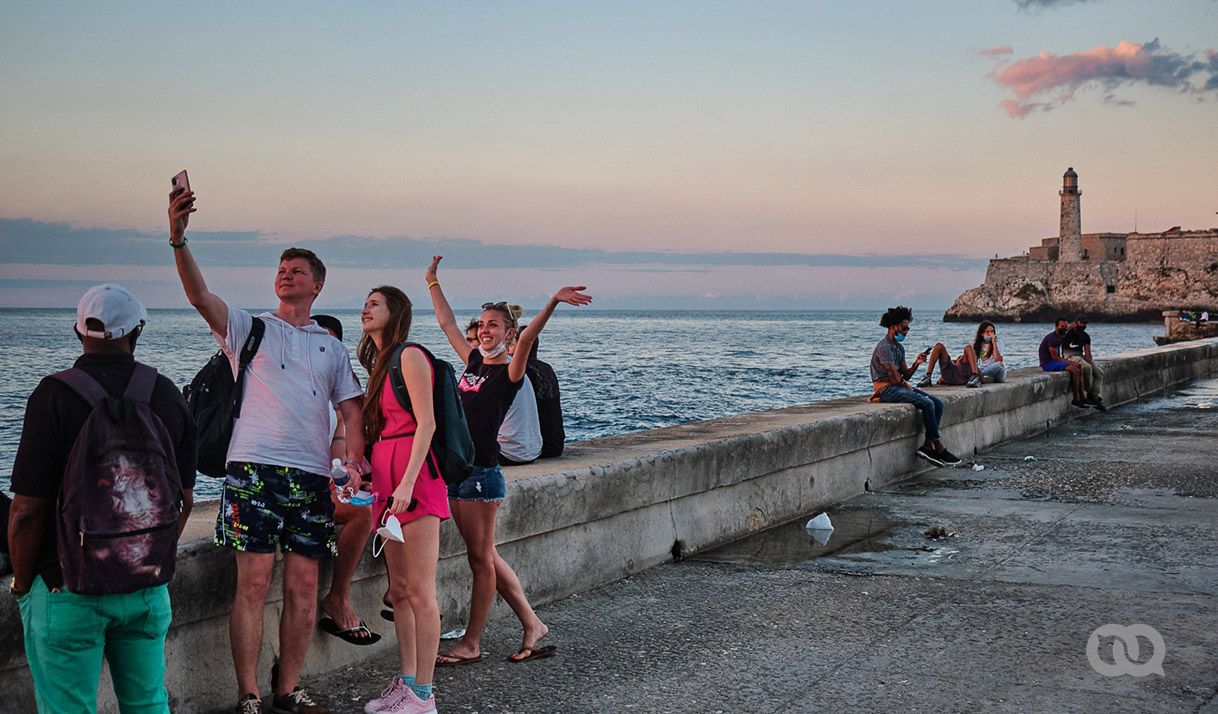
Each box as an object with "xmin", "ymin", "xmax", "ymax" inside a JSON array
[{"xmin": 1058, "ymin": 167, "xmax": 1083, "ymax": 262}]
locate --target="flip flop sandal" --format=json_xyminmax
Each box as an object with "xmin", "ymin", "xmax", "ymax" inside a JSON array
[
  {"xmin": 380, "ymin": 609, "xmax": 394, "ymax": 622},
  {"xmin": 435, "ymin": 652, "xmax": 483, "ymax": 667},
  {"xmin": 318, "ymin": 617, "xmax": 382, "ymax": 646},
  {"xmin": 506, "ymin": 643, "xmax": 558, "ymax": 663}
]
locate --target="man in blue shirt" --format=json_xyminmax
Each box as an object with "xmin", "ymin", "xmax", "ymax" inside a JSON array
[{"xmin": 869, "ymin": 306, "xmax": 962, "ymax": 467}]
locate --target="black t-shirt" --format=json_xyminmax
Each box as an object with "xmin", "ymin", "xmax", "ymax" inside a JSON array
[
  {"xmin": 10, "ymin": 353, "xmax": 197, "ymax": 588},
  {"xmin": 1063, "ymin": 327, "xmax": 1091, "ymax": 357},
  {"xmin": 458, "ymin": 350, "xmax": 523, "ymax": 467},
  {"xmin": 527, "ymin": 358, "xmax": 565, "ymax": 458}
]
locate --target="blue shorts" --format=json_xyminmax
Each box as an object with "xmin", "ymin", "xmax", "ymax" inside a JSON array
[
  {"xmin": 447, "ymin": 464, "xmax": 507, "ymax": 503},
  {"xmin": 215, "ymin": 461, "xmax": 336, "ymax": 558},
  {"xmin": 1042, "ymin": 360, "xmax": 1070, "ymax": 372}
]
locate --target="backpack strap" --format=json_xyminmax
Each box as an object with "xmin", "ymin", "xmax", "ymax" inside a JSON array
[
  {"xmin": 122, "ymin": 363, "xmax": 158, "ymax": 404},
  {"xmin": 50, "ymin": 368, "xmax": 109, "ymax": 409},
  {"xmin": 387, "ymin": 342, "xmax": 413, "ymax": 414},
  {"xmin": 232, "ymin": 317, "xmax": 265, "ymax": 420},
  {"xmin": 387, "ymin": 342, "xmax": 436, "ymax": 415}
]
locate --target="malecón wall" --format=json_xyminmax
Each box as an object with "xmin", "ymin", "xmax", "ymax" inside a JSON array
[{"xmin": 2, "ymin": 339, "xmax": 1215, "ymax": 711}]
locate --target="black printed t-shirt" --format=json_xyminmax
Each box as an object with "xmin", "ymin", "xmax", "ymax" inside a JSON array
[
  {"xmin": 458, "ymin": 350, "xmax": 523, "ymax": 467},
  {"xmin": 10, "ymin": 353, "xmax": 197, "ymax": 589},
  {"xmin": 1063, "ymin": 327, "xmax": 1091, "ymax": 358}
]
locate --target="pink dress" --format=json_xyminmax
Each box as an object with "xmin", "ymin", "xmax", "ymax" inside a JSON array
[{"xmin": 369, "ymin": 352, "xmax": 451, "ymax": 529}]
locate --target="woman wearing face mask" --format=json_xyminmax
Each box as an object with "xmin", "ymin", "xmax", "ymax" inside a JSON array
[
  {"xmin": 358, "ymin": 286, "xmax": 448, "ymax": 714},
  {"xmin": 424, "ymin": 256, "xmax": 591, "ymax": 666},
  {"xmin": 972, "ymin": 321, "xmax": 1006, "ymax": 383}
]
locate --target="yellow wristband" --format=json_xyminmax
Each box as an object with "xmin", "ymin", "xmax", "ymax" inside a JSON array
[{"xmin": 427, "ymin": 280, "xmax": 440, "ymax": 289}]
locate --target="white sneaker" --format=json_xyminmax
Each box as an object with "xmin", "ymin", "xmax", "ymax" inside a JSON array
[{"xmin": 364, "ymin": 678, "xmax": 409, "ymax": 714}]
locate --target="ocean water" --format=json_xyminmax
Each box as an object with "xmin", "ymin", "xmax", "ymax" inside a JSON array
[{"xmin": 0, "ymin": 308, "xmax": 1161, "ymax": 498}]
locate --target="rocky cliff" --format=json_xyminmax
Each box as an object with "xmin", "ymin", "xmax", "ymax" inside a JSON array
[{"xmin": 946, "ymin": 231, "xmax": 1218, "ymax": 323}]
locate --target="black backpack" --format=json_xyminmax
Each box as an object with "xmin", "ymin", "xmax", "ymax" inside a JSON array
[
  {"xmin": 183, "ymin": 317, "xmax": 265, "ymax": 478},
  {"xmin": 51, "ymin": 365, "xmax": 182, "ymax": 595},
  {"xmin": 387, "ymin": 342, "xmax": 475, "ymax": 486}
]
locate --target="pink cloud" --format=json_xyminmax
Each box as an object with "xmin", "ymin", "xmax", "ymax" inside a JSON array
[
  {"xmin": 976, "ymin": 45, "xmax": 1013, "ymax": 57},
  {"xmin": 986, "ymin": 39, "xmax": 1218, "ymax": 117}
]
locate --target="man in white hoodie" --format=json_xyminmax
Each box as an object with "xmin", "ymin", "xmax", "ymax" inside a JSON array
[{"xmin": 169, "ymin": 185, "xmax": 364, "ymax": 714}]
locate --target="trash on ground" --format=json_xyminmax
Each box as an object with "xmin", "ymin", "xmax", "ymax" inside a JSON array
[
  {"xmin": 1023, "ymin": 455, "xmax": 1037, "ymax": 461},
  {"xmin": 440, "ymin": 628, "xmax": 466, "ymax": 640},
  {"xmin": 972, "ymin": 463, "xmax": 985, "ymax": 472},
  {"xmin": 804, "ymin": 512, "xmax": 834, "ymax": 546},
  {"xmin": 924, "ymin": 524, "xmax": 958, "ymax": 539},
  {"xmin": 1120, "ymin": 424, "xmax": 1134, "ymax": 430}
]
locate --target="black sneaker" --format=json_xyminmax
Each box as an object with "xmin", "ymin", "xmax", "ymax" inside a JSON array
[
  {"xmin": 1088, "ymin": 397, "xmax": 1107, "ymax": 412},
  {"xmin": 937, "ymin": 449, "xmax": 963, "ymax": 466},
  {"xmin": 270, "ymin": 687, "xmax": 328, "ymax": 714},
  {"xmin": 917, "ymin": 446, "xmax": 946, "ymax": 466},
  {"xmin": 966, "ymin": 375, "xmax": 982, "ymax": 388},
  {"xmin": 1072, "ymin": 399, "xmax": 1091, "ymax": 409},
  {"xmin": 235, "ymin": 694, "xmax": 263, "ymax": 714}
]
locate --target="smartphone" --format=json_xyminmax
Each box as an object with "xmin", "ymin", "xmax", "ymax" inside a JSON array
[
  {"xmin": 920, "ymin": 347, "xmax": 932, "ymax": 357},
  {"xmin": 171, "ymin": 170, "xmax": 190, "ymax": 192}
]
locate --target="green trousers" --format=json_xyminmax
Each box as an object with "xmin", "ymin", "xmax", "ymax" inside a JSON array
[{"xmin": 17, "ymin": 576, "xmax": 172, "ymax": 713}]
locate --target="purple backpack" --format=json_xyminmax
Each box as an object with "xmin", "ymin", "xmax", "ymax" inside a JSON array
[{"xmin": 51, "ymin": 364, "xmax": 182, "ymax": 594}]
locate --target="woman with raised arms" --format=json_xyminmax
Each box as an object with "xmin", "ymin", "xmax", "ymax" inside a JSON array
[
  {"xmin": 358, "ymin": 286, "xmax": 447, "ymax": 714},
  {"xmin": 425, "ymin": 256, "xmax": 591, "ymax": 666}
]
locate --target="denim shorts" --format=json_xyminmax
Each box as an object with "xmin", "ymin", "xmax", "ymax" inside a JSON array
[{"xmin": 447, "ymin": 464, "xmax": 507, "ymax": 502}]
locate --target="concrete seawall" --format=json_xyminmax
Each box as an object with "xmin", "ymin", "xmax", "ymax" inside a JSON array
[{"xmin": 2, "ymin": 338, "xmax": 1216, "ymax": 711}]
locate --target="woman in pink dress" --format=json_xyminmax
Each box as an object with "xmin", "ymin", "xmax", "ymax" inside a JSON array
[{"xmin": 358, "ymin": 285, "xmax": 448, "ymax": 714}]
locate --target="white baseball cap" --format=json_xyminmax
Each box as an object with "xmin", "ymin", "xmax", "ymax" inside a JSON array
[{"xmin": 76, "ymin": 283, "xmax": 148, "ymax": 340}]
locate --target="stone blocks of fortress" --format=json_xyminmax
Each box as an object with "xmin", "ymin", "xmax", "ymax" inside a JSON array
[{"xmin": 947, "ymin": 168, "xmax": 1218, "ymax": 322}]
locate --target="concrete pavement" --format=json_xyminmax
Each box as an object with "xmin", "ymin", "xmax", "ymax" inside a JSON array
[{"xmin": 293, "ymin": 377, "xmax": 1218, "ymax": 714}]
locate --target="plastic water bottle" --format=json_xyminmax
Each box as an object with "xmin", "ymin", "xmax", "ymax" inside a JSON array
[{"xmin": 330, "ymin": 458, "xmax": 352, "ymax": 504}]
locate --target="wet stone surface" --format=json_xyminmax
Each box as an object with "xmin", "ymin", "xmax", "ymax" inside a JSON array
[{"xmin": 294, "ymin": 379, "xmax": 1218, "ymax": 713}]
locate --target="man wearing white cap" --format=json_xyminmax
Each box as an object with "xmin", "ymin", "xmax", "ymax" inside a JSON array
[
  {"xmin": 169, "ymin": 182, "xmax": 365, "ymax": 714},
  {"xmin": 8, "ymin": 283, "xmax": 197, "ymax": 713}
]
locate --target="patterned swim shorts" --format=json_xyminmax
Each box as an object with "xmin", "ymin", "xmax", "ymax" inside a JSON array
[{"xmin": 215, "ymin": 462, "xmax": 336, "ymax": 558}]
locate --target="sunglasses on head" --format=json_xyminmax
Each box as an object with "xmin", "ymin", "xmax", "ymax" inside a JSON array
[{"xmin": 481, "ymin": 301, "xmax": 508, "ymax": 311}]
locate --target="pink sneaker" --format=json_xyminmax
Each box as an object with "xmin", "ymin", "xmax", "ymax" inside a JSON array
[
  {"xmin": 382, "ymin": 688, "xmax": 437, "ymax": 714},
  {"xmin": 364, "ymin": 677, "xmax": 409, "ymax": 714}
]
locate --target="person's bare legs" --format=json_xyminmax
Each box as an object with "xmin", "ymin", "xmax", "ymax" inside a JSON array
[
  {"xmin": 276, "ymin": 552, "xmax": 320, "ymax": 696},
  {"xmin": 439, "ymin": 499, "xmax": 498, "ymax": 661},
  {"xmin": 1065, "ymin": 362, "xmax": 1085, "ymax": 401},
  {"xmin": 493, "ymin": 552, "xmax": 549, "ymax": 657},
  {"xmin": 385, "ymin": 516, "xmax": 441, "ymax": 685},
  {"xmin": 925, "ymin": 343, "xmax": 950, "ymax": 382},
  {"xmin": 231, "ymin": 551, "xmax": 275, "ymax": 699},
  {"xmin": 321, "ymin": 499, "xmax": 374, "ymax": 634},
  {"xmin": 960, "ymin": 345, "xmax": 981, "ymax": 377}
]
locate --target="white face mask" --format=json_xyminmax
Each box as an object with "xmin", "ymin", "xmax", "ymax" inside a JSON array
[
  {"xmin": 372, "ymin": 510, "xmax": 404, "ymax": 557},
  {"xmin": 479, "ymin": 341, "xmax": 507, "ymax": 359}
]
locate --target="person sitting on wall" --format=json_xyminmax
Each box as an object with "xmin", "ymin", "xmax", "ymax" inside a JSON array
[
  {"xmin": 1039, "ymin": 318, "xmax": 1090, "ymax": 409},
  {"xmin": 915, "ymin": 340, "xmax": 983, "ymax": 389},
  {"xmin": 523, "ymin": 335, "xmax": 565, "ymax": 458},
  {"xmin": 1063, "ymin": 315, "xmax": 1106, "ymax": 411},
  {"xmin": 972, "ymin": 321, "xmax": 1006, "ymax": 383},
  {"xmin": 869, "ymin": 306, "xmax": 962, "ymax": 467}
]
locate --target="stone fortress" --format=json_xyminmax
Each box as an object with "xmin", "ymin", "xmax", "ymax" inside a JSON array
[{"xmin": 945, "ymin": 168, "xmax": 1218, "ymax": 322}]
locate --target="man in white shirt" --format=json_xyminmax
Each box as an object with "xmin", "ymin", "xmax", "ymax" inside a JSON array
[{"xmin": 169, "ymin": 185, "xmax": 364, "ymax": 714}]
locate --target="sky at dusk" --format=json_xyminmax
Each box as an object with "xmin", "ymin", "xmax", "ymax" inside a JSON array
[{"xmin": 2, "ymin": 1, "xmax": 1216, "ymax": 310}]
